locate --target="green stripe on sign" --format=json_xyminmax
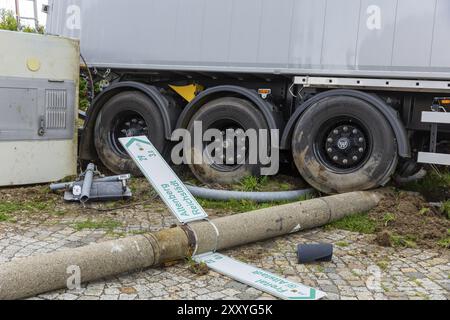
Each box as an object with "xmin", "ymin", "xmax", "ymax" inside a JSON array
[
  {"xmin": 125, "ymin": 137, "xmax": 152, "ymax": 148},
  {"xmin": 288, "ymin": 289, "xmax": 317, "ymax": 300}
]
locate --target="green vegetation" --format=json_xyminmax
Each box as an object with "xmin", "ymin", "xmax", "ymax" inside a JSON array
[
  {"xmin": 0, "ymin": 200, "xmax": 52, "ymax": 215},
  {"xmin": 198, "ymin": 194, "xmax": 312, "ymax": 214},
  {"xmin": 239, "ymin": 176, "xmax": 268, "ymax": 192},
  {"xmin": 79, "ymin": 77, "xmax": 90, "ymax": 112},
  {"xmin": 22, "ymin": 24, "xmax": 44, "ymax": 34},
  {"xmin": 437, "ymin": 230, "xmax": 450, "ymax": 249},
  {"xmin": 440, "ymin": 201, "xmax": 450, "ymax": 220},
  {"xmin": 376, "ymin": 260, "xmax": 390, "ymax": 271},
  {"xmin": 404, "ymin": 170, "xmax": 450, "ymax": 201},
  {"xmin": 390, "ymin": 234, "xmax": 418, "ymax": 248},
  {"xmin": 234, "ymin": 175, "xmax": 302, "ymax": 193},
  {"xmin": 335, "ymin": 241, "xmax": 349, "ymax": 248},
  {"xmin": 73, "ymin": 219, "xmax": 123, "ymax": 232},
  {"xmin": 0, "ymin": 212, "xmax": 12, "ymax": 222},
  {"xmin": 438, "ymin": 237, "xmax": 450, "ymax": 249},
  {"xmin": 381, "ymin": 284, "xmax": 390, "ymax": 292},
  {"xmin": 382, "ymin": 213, "xmax": 396, "ymax": 227},
  {"xmin": 326, "ymin": 213, "xmax": 376, "ymax": 234},
  {"xmin": 186, "ymin": 256, "xmax": 209, "ymax": 276},
  {"xmin": 315, "ymin": 265, "xmax": 325, "ymax": 273},
  {"xmin": 0, "ymin": 9, "xmax": 17, "ymax": 31},
  {"xmin": 198, "ymin": 199, "xmax": 276, "ymax": 213},
  {"xmin": 419, "ymin": 207, "xmax": 431, "ymax": 216},
  {"xmin": 0, "ymin": 9, "xmax": 44, "ymax": 33}
]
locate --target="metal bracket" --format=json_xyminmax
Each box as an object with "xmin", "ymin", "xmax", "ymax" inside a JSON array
[{"xmin": 430, "ymin": 123, "xmax": 438, "ymax": 153}]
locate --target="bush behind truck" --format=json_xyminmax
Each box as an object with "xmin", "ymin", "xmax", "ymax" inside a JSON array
[{"xmin": 46, "ymin": 0, "xmax": 450, "ymax": 194}]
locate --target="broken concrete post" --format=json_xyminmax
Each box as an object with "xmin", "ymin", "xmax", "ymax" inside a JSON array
[{"xmin": 0, "ymin": 191, "xmax": 382, "ymax": 300}]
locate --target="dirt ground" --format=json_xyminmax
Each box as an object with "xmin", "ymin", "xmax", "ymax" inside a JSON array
[{"xmin": 370, "ymin": 190, "xmax": 450, "ymax": 250}]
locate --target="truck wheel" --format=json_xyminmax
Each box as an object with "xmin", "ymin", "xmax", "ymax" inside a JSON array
[
  {"xmin": 94, "ymin": 91, "xmax": 166, "ymax": 176},
  {"xmin": 292, "ymin": 96, "xmax": 398, "ymax": 194},
  {"xmin": 187, "ymin": 97, "xmax": 268, "ymax": 184}
]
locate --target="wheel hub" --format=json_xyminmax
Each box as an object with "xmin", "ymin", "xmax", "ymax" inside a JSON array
[
  {"xmin": 206, "ymin": 123, "xmax": 247, "ymax": 172},
  {"xmin": 324, "ymin": 124, "xmax": 368, "ymax": 170},
  {"xmin": 111, "ymin": 112, "xmax": 149, "ymax": 156}
]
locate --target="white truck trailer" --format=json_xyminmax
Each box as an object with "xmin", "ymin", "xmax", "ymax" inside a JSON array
[{"xmin": 46, "ymin": 0, "xmax": 450, "ymax": 193}]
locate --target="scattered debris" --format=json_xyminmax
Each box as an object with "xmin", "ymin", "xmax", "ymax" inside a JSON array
[
  {"xmin": 297, "ymin": 244, "xmax": 334, "ymax": 264},
  {"xmin": 187, "ymin": 257, "xmax": 209, "ymax": 276},
  {"xmin": 119, "ymin": 287, "xmax": 138, "ymax": 295}
]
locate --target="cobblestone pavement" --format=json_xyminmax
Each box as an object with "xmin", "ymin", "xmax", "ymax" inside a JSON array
[{"xmin": 0, "ymin": 202, "xmax": 448, "ymax": 301}]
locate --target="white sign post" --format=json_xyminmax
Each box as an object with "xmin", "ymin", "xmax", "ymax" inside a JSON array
[
  {"xmin": 195, "ymin": 253, "xmax": 326, "ymax": 300},
  {"xmin": 120, "ymin": 136, "xmax": 208, "ymax": 223}
]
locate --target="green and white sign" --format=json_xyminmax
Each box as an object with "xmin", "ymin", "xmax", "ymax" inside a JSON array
[
  {"xmin": 195, "ymin": 253, "xmax": 327, "ymax": 300},
  {"xmin": 120, "ymin": 136, "xmax": 208, "ymax": 224}
]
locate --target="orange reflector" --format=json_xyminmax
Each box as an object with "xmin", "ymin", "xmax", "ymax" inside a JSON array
[
  {"xmin": 440, "ymin": 99, "xmax": 450, "ymax": 105},
  {"xmin": 258, "ymin": 89, "xmax": 272, "ymax": 95}
]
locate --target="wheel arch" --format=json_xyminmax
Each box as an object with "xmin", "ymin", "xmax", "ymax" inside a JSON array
[
  {"xmin": 79, "ymin": 81, "xmax": 177, "ymax": 161},
  {"xmin": 281, "ymin": 89, "xmax": 411, "ymax": 158},
  {"xmin": 175, "ymin": 85, "xmax": 281, "ymax": 131}
]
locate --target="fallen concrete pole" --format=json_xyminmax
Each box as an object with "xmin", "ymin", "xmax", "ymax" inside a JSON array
[{"xmin": 0, "ymin": 191, "xmax": 382, "ymax": 300}]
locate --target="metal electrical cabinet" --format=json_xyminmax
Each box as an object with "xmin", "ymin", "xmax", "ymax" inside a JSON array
[{"xmin": 0, "ymin": 30, "xmax": 79, "ymax": 186}]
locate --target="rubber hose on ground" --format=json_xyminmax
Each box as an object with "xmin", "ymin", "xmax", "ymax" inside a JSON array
[
  {"xmin": 394, "ymin": 169, "xmax": 427, "ymax": 185},
  {"xmin": 186, "ymin": 185, "xmax": 315, "ymax": 203}
]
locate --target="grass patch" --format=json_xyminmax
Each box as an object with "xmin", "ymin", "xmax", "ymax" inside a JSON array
[
  {"xmin": 376, "ymin": 260, "xmax": 390, "ymax": 271},
  {"xmin": 198, "ymin": 199, "xmax": 274, "ymax": 213},
  {"xmin": 198, "ymin": 195, "xmax": 313, "ymax": 214},
  {"xmin": 315, "ymin": 265, "xmax": 325, "ymax": 273},
  {"xmin": 186, "ymin": 256, "xmax": 209, "ymax": 276},
  {"xmin": 437, "ymin": 230, "xmax": 450, "ymax": 249},
  {"xmin": 73, "ymin": 219, "xmax": 122, "ymax": 232},
  {"xmin": 440, "ymin": 201, "xmax": 450, "ymax": 220},
  {"xmin": 326, "ymin": 213, "xmax": 376, "ymax": 234},
  {"xmin": 419, "ymin": 207, "xmax": 431, "ymax": 216},
  {"xmin": 0, "ymin": 212, "xmax": 11, "ymax": 222},
  {"xmin": 382, "ymin": 213, "xmax": 396, "ymax": 227},
  {"xmin": 390, "ymin": 234, "xmax": 418, "ymax": 248},
  {"xmin": 335, "ymin": 241, "xmax": 349, "ymax": 248},
  {"xmin": 438, "ymin": 237, "xmax": 450, "ymax": 249},
  {"xmin": 0, "ymin": 200, "xmax": 52, "ymax": 215},
  {"xmin": 238, "ymin": 176, "xmax": 269, "ymax": 192}
]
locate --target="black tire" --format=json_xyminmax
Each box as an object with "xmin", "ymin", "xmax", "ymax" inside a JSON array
[
  {"xmin": 187, "ymin": 97, "xmax": 268, "ymax": 184},
  {"xmin": 94, "ymin": 91, "xmax": 166, "ymax": 176},
  {"xmin": 292, "ymin": 95, "xmax": 398, "ymax": 194}
]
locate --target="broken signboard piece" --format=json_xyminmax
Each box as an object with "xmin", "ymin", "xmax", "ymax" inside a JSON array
[
  {"xmin": 119, "ymin": 136, "xmax": 208, "ymax": 224},
  {"xmin": 195, "ymin": 253, "xmax": 327, "ymax": 300}
]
